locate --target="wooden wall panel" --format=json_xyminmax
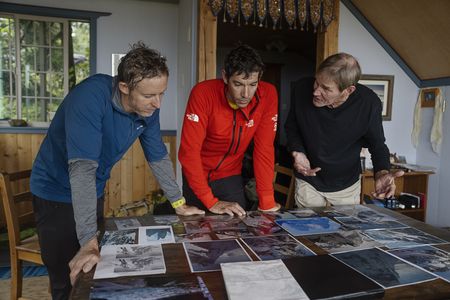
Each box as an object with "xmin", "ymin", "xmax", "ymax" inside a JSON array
[
  {"xmin": 0, "ymin": 133, "xmax": 176, "ymax": 226},
  {"xmin": 316, "ymin": 0, "xmax": 340, "ymax": 67},
  {"xmin": 197, "ymin": 0, "xmax": 217, "ymax": 82}
]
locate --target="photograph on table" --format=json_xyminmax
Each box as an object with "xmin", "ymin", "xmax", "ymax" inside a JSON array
[
  {"xmin": 209, "ymin": 218, "xmax": 247, "ymax": 231},
  {"xmin": 183, "ymin": 240, "xmax": 252, "ymax": 272},
  {"xmin": 100, "ymin": 229, "xmax": 138, "ymax": 246},
  {"xmin": 90, "ymin": 274, "xmax": 210, "ymax": 299},
  {"xmin": 261, "ymin": 211, "xmax": 296, "ymax": 221},
  {"xmin": 138, "ymin": 226, "xmax": 175, "ymax": 244},
  {"xmin": 221, "ymin": 260, "xmax": 309, "ymax": 300},
  {"xmin": 94, "ymin": 244, "xmax": 166, "ymax": 279},
  {"xmin": 176, "ymin": 232, "xmax": 214, "ymax": 243},
  {"xmin": 242, "ymin": 212, "xmax": 283, "ymax": 236},
  {"xmin": 214, "ymin": 229, "xmax": 255, "ymax": 240},
  {"xmin": 333, "ymin": 248, "xmax": 436, "ymax": 288},
  {"xmin": 114, "ymin": 218, "xmax": 141, "ymax": 230},
  {"xmin": 243, "ymin": 211, "xmax": 274, "ymax": 227},
  {"xmin": 241, "ymin": 234, "xmax": 315, "ymax": 260},
  {"xmin": 305, "ymin": 230, "xmax": 383, "ymax": 254},
  {"xmin": 335, "ymin": 216, "xmax": 406, "ymax": 231},
  {"xmin": 327, "ymin": 205, "xmax": 397, "ymax": 222},
  {"xmin": 288, "ymin": 208, "xmax": 319, "ymax": 218},
  {"xmin": 183, "ymin": 220, "xmax": 213, "ymax": 234},
  {"xmin": 389, "ymin": 245, "xmax": 450, "ymax": 282},
  {"xmin": 275, "ymin": 217, "xmax": 341, "ymax": 236},
  {"xmin": 362, "ymin": 227, "xmax": 447, "ymax": 249},
  {"xmin": 153, "ymin": 214, "xmax": 180, "ymax": 225}
]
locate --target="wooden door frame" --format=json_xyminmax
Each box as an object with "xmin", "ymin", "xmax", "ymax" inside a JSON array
[{"xmin": 196, "ymin": 0, "xmax": 340, "ymax": 81}]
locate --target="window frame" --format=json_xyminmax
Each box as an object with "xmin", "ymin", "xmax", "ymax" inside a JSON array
[{"xmin": 0, "ymin": 2, "xmax": 110, "ymax": 125}]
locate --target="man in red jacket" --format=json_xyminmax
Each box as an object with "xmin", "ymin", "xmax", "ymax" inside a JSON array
[{"xmin": 179, "ymin": 45, "xmax": 281, "ymax": 216}]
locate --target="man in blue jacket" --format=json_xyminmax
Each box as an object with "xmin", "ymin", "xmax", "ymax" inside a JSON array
[{"xmin": 30, "ymin": 42, "xmax": 203, "ymax": 299}]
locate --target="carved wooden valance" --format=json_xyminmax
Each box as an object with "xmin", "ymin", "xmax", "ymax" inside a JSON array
[{"xmin": 208, "ymin": 0, "xmax": 335, "ymax": 32}]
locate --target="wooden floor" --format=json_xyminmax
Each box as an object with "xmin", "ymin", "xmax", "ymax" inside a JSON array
[{"xmin": 0, "ymin": 276, "xmax": 51, "ymax": 300}]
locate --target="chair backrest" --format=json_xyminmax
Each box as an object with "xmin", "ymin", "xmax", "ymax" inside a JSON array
[
  {"xmin": 273, "ymin": 164, "xmax": 295, "ymax": 209},
  {"xmin": 0, "ymin": 170, "xmax": 33, "ymax": 250}
]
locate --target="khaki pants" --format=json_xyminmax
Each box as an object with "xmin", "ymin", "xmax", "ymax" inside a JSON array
[{"xmin": 294, "ymin": 177, "xmax": 361, "ymax": 208}]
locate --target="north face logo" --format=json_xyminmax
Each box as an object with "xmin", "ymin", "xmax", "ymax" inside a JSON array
[{"xmin": 186, "ymin": 113, "xmax": 199, "ymax": 122}]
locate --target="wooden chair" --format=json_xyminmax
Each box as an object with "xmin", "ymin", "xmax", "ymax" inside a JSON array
[
  {"xmin": 273, "ymin": 164, "xmax": 296, "ymax": 209},
  {"xmin": 0, "ymin": 170, "xmax": 44, "ymax": 300}
]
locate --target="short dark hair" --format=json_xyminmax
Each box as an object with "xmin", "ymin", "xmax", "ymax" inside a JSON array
[
  {"xmin": 317, "ymin": 53, "xmax": 361, "ymax": 91},
  {"xmin": 117, "ymin": 41, "xmax": 169, "ymax": 90},
  {"xmin": 223, "ymin": 44, "xmax": 265, "ymax": 79}
]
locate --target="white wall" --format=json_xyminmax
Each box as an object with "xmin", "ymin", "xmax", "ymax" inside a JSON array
[
  {"xmin": 176, "ymin": 0, "xmax": 197, "ymax": 186},
  {"xmin": 340, "ymin": 2, "xmax": 450, "ymax": 226},
  {"xmin": 339, "ymin": 3, "xmax": 418, "ymax": 163},
  {"xmin": 436, "ymin": 87, "xmax": 450, "ymax": 226},
  {"xmin": 11, "ymin": 0, "xmax": 179, "ymax": 130},
  {"xmin": 417, "ymin": 87, "xmax": 450, "ymax": 226}
]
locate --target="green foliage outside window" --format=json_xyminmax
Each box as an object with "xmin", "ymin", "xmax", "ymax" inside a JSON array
[{"xmin": 0, "ymin": 15, "xmax": 90, "ymax": 123}]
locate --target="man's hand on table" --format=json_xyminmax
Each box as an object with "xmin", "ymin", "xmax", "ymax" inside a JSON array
[
  {"xmin": 258, "ymin": 202, "xmax": 282, "ymax": 212},
  {"xmin": 175, "ymin": 204, "xmax": 205, "ymax": 216},
  {"xmin": 69, "ymin": 237, "xmax": 100, "ymax": 286},
  {"xmin": 209, "ymin": 201, "xmax": 246, "ymax": 217}
]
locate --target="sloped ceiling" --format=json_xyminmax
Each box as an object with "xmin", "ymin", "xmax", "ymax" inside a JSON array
[{"xmin": 343, "ymin": 0, "xmax": 450, "ymax": 87}]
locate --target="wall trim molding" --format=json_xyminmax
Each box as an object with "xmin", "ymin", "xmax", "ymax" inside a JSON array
[{"xmin": 0, "ymin": 1, "xmax": 111, "ymax": 74}]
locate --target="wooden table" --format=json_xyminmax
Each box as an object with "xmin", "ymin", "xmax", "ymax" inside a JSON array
[{"xmin": 71, "ymin": 205, "xmax": 450, "ymax": 299}]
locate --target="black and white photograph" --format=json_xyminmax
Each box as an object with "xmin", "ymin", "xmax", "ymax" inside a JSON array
[
  {"xmin": 261, "ymin": 211, "xmax": 296, "ymax": 221},
  {"xmin": 100, "ymin": 229, "xmax": 138, "ymax": 246},
  {"xmin": 329, "ymin": 205, "xmax": 397, "ymax": 222},
  {"xmin": 389, "ymin": 245, "xmax": 450, "ymax": 282},
  {"xmin": 214, "ymin": 229, "xmax": 255, "ymax": 240},
  {"xmin": 138, "ymin": 226, "xmax": 175, "ymax": 244},
  {"xmin": 153, "ymin": 215, "xmax": 180, "ymax": 225},
  {"xmin": 94, "ymin": 245, "xmax": 166, "ymax": 279},
  {"xmin": 305, "ymin": 230, "xmax": 383, "ymax": 253},
  {"xmin": 276, "ymin": 217, "xmax": 341, "ymax": 236},
  {"xmin": 90, "ymin": 275, "xmax": 210, "ymax": 299},
  {"xmin": 335, "ymin": 216, "xmax": 406, "ymax": 231},
  {"xmin": 288, "ymin": 208, "xmax": 319, "ymax": 218},
  {"xmin": 183, "ymin": 240, "xmax": 252, "ymax": 272},
  {"xmin": 241, "ymin": 234, "xmax": 315, "ymax": 260},
  {"xmin": 333, "ymin": 248, "xmax": 436, "ymax": 288},
  {"xmin": 114, "ymin": 218, "xmax": 141, "ymax": 230},
  {"xmin": 362, "ymin": 227, "xmax": 447, "ymax": 249},
  {"xmin": 221, "ymin": 260, "xmax": 309, "ymax": 300}
]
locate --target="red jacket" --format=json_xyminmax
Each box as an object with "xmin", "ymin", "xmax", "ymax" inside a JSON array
[{"xmin": 179, "ymin": 79, "xmax": 278, "ymax": 210}]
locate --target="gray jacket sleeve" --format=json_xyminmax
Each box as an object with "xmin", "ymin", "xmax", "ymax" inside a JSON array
[
  {"xmin": 149, "ymin": 154, "xmax": 182, "ymax": 203},
  {"xmin": 68, "ymin": 158, "xmax": 98, "ymax": 246}
]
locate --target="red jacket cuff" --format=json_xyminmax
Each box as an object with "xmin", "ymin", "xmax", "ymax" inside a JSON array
[
  {"xmin": 257, "ymin": 194, "xmax": 276, "ymax": 210},
  {"xmin": 199, "ymin": 191, "xmax": 219, "ymax": 209}
]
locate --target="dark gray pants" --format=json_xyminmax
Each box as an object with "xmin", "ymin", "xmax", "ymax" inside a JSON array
[
  {"xmin": 32, "ymin": 195, "xmax": 103, "ymax": 300},
  {"xmin": 182, "ymin": 174, "xmax": 248, "ymax": 210}
]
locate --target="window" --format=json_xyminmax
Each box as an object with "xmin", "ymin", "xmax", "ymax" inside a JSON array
[{"xmin": 0, "ymin": 14, "xmax": 90, "ymax": 123}]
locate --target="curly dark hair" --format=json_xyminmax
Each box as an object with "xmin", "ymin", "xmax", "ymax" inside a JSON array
[
  {"xmin": 117, "ymin": 41, "xmax": 169, "ymax": 90},
  {"xmin": 223, "ymin": 44, "xmax": 265, "ymax": 79}
]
